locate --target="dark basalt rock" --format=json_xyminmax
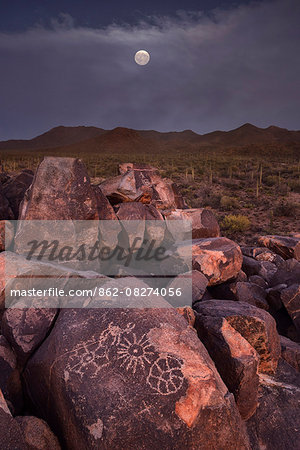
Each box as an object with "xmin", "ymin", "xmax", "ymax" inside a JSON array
[
  {"xmin": 194, "ymin": 300, "xmax": 281, "ymax": 374},
  {"xmin": 246, "ymin": 359, "xmax": 300, "ymax": 450},
  {"xmin": 258, "ymin": 235, "xmax": 300, "ymax": 261},
  {"xmin": 24, "ymin": 307, "xmax": 250, "ymax": 449},
  {"xmin": 2, "ymin": 170, "xmax": 34, "ymax": 219},
  {"xmin": 196, "ymin": 314, "xmax": 259, "ymax": 420}
]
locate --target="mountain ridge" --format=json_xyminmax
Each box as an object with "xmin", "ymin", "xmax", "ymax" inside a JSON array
[{"xmin": 0, "ymin": 123, "xmax": 300, "ymax": 153}]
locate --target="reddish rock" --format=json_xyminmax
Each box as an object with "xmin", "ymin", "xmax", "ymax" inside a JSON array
[
  {"xmin": 0, "ymin": 220, "xmax": 14, "ymax": 252},
  {"xmin": 15, "ymin": 416, "xmax": 61, "ymax": 450},
  {"xmin": 24, "ymin": 308, "xmax": 250, "ymax": 449},
  {"xmin": 190, "ymin": 237, "xmax": 243, "ymax": 286},
  {"xmin": 280, "ymin": 284, "xmax": 300, "ymax": 333},
  {"xmin": 260, "ymin": 236, "xmax": 300, "ymax": 261},
  {"xmin": 2, "ymin": 170, "xmax": 34, "ymax": 219},
  {"xmin": 280, "ymin": 335, "xmax": 300, "ymax": 372},
  {"xmin": 246, "ymin": 359, "xmax": 300, "ymax": 450},
  {"xmin": 196, "ymin": 315, "xmax": 259, "ymax": 420},
  {"xmin": 164, "ymin": 208, "xmax": 220, "ymax": 239},
  {"xmin": 258, "ymin": 235, "xmax": 300, "ymax": 261},
  {"xmin": 17, "ymin": 157, "xmax": 100, "ymax": 221},
  {"xmin": 176, "ymin": 306, "xmax": 196, "ymax": 327},
  {"xmin": 235, "ymin": 281, "xmax": 269, "ymax": 310},
  {"xmin": 100, "ymin": 163, "xmax": 185, "ymax": 210},
  {"xmin": 194, "ymin": 300, "xmax": 281, "ymax": 374}
]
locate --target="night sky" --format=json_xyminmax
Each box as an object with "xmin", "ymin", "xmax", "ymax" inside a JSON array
[{"xmin": 0, "ymin": 0, "xmax": 299, "ymax": 139}]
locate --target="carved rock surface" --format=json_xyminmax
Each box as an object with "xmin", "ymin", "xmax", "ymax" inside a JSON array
[
  {"xmin": 258, "ymin": 235, "xmax": 300, "ymax": 261},
  {"xmin": 195, "ymin": 315, "xmax": 259, "ymax": 420},
  {"xmin": 194, "ymin": 300, "xmax": 281, "ymax": 374},
  {"xmin": 24, "ymin": 308, "xmax": 250, "ymax": 449},
  {"xmin": 17, "ymin": 157, "xmax": 101, "ymax": 221}
]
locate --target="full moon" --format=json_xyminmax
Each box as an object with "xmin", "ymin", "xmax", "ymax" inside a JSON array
[{"xmin": 134, "ymin": 50, "xmax": 150, "ymax": 66}]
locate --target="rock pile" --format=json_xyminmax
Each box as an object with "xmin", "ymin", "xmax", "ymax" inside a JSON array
[{"xmin": 0, "ymin": 157, "xmax": 299, "ymax": 449}]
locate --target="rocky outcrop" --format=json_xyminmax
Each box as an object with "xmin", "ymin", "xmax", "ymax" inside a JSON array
[
  {"xmin": 164, "ymin": 208, "xmax": 220, "ymax": 239},
  {"xmin": 196, "ymin": 315, "xmax": 259, "ymax": 420},
  {"xmin": 17, "ymin": 157, "xmax": 101, "ymax": 221},
  {"xmin": 258, "ymin": 235, "xmax": 300, "ymax": 261},
  {"xmin": 194, "ymin": 300, "xmax": 281, "ymax": 374},
  {"xmin": 0, "ymin": 389, "xmax": 27, "ymax": 449},
  {"xmin": 24, "ymin": 308, "xmax": 250, "ymax": 449},
  {"xmin": 191, "ymin": 237, "xmax": 243, "ymax": 285},
  {"xmin": 99, "ymin": 163, "xmax": 185, "ymax": 209}
]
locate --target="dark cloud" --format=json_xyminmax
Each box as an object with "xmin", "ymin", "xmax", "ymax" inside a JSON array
[{"xmin": 0, "ymin": 0, "xmax": 299, "ymax": 140}]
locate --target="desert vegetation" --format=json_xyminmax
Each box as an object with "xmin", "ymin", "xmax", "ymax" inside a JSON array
[{"xmin": 1, "ymin": 146, "xmax": 299, "ymax": 243}]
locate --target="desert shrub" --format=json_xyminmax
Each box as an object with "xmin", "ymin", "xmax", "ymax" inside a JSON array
[
  {"xmin": 273, "ymin": 201, "xmax": 299, "ymax": 217},
  {"xmin": 220, "ymin": 215, "xmax": 251, "ymax": 233},
  {"xmin": 220, "ymin": 196, "xmax": 239, "ymax": 210},
  {"xmin": 264, "ymin": 175, "xmax": 277, "ymax": 186}
]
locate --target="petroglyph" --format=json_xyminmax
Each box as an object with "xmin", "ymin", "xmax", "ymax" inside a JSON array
[{"xmin": 66, "ymin": 320, "xmax": 185, "ymax": 396}]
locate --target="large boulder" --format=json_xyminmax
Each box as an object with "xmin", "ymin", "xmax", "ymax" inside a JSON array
[
  {"xmin": 24, "ymin": 307, "xmax": 250, "ymax": 449},
  {"xmin": 246, "ymin": 359, "xmax": 300, "ymax": 450},
  {"xmin": 190, "ymin": 237, "xmax": 242, "ymax": 286},
  {"xmin": 2, "ymin": 170, "xmax": 34, "ymax": 219},
  {"xmin": 258, "ymin": 235, "xmax": 300, "ymax": 261},
  {"xmin": 100, "ymin": 163, "xmax": 185, "ymax": 210},
  {"xmin": 164, "ymin": 208, "xmax": 220, "ymax": 239},
  {"xmin": 194, "ymin": 300, "xmax": 281, "ymax": 374},
  {"xmin": 196, "ymin": 315, "xmax": 259, "ymax": 420},
  {"xmin": 17, "ymin": 157, "xmax": 101, "ymax": 221}
]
